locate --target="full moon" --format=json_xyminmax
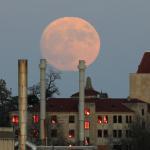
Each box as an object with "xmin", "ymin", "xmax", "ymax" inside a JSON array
[{"xmin": 40, "ymin": 17, "xmax": 100, "ymax": 71}]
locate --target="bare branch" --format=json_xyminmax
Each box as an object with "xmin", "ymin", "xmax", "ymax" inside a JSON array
[{"xmin": 29, "ymin": 67, "xmax": 61, "ymax": 99}]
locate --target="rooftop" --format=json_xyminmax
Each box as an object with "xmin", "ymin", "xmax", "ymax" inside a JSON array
[
  {"xmin": 71, "ymin": 77, "xmax": 108, "ymax": 98},
  {"xmin": 30, "ymin": 75, "xmax": 145, "ymax": 113},
  {"xmin": 137, "ymin": 51, "xmax": 150, "ymax": 73},
  {"xmin": 31, "ymin": 98, "xmax": 143, "ymax": 113}
]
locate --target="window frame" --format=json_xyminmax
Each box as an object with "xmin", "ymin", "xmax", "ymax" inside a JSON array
[
  {"xmin": 84, "ymin": 120, "xmax": 90, "ymax": 129},
  {"xmin": 69, "ymin": 115, "xmax": 75, "ymax": 123},
  {"xmin": 113, "ymin": 130, "xmax": 117, "ymax": 138},
  {"xmin": 68, "ymin": 129, "xmax": 75, "ymax": 138},
  {"xmin": 51, "ymin": 115, "xmax": 57, "ymax": 124},
  {"xmin": 118, "ymin": 116, "xmax": 122, "ymax": 123},
  {"xmin": 98, "ymin": 115, "xmax": 103, "ymax": 124},
  {"xmin": 51, "ymin": 129, "xmax": 57, "ymax": 138},
  {"xmin": 142, "ymin": 109, "xmax": 145, "ymax": 116},
  {"xmin": 97, "ymin": 129, "xmax": 102, "ymax": 138},
  {"xmin": 118, "ymin": 130, "xmax": 122, "ymax": 138},
  {"xmin": 103, "ymin": 130, "xmax": 108, "ymax": 138},
  {"xmin": 103, "ymin": 115, "xmax": 108, "ymax": 124},
  {"xmin": 113, "ymin": 116, "xmax": 117, "ymax": 123}
]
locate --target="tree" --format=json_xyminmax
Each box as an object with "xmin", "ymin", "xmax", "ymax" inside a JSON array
[
  {"xmin": 29, "ymin": 67, "xmax": 61, "ymax": 100},
  {"xmin": 0, "ymin": 79, "xmax": 12, "ymax": 126},
  {"xmin": 45, "ymin": 68, "xmax": 61, "ymax": 98},
  {"xmin": 0, "ymin": 79, "xmax": 11, "ymax": 106},
  {"xmin": 11, "ymin": 67, "xmax": 61, "ymax": 109},
  {"xmin": 120, "ymin": 119, "xmax": 150, "ymax": 150}
]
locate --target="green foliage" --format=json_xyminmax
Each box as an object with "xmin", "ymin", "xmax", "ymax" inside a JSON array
[
  {"xmin": 0, "ymin": 79, "xmax": 11, "ymax": 106},
  {"xmin": 121, "ymin": 120, "xmax": 150, "ymax": 150},
  {"xmin": 11, "ymin": 94, "xmax": 39, "ymax": 109},
  {"xmin": 27, "ymin": 94, "xmax": 39, "ymax": 106}
]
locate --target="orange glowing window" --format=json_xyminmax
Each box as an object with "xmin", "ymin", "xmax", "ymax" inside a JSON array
[
  {"xmin": 68, "ymin": 130, "xmax": 75, "ymax": 138},
  {"xmin": 84, "ymin": 121, "xmax": 90, "ymax": 129},
  {"xmin": 98, "ymin": 116, "xmax": 102, "ymax": 124},
  {"xmin": 51, "ymin": 115, "xmax": 57, "ymax": 124},
  {"xmin": 103, "ymin": 116, "xmax": 108, "ymax": 124},
  {"xmin": 11, "ymin": 115, "xmax": 18, "ymax": 125},
  {"xmin": 84, "ymin": 108, "xmax": 90, "ymax": 116},
  {"xmin": 33, "ymin": 115, "xmax": 39, "ymax": 123}
]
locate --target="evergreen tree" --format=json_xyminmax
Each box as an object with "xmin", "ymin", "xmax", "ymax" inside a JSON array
[{"xmin": 0, "ymin": 79, "xmax": 12, "ymax": 126}]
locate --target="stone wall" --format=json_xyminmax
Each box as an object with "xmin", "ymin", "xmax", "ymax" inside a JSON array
[{"xmin": 130, "ymin": 73, "xmax": 150, "ymax": 103}]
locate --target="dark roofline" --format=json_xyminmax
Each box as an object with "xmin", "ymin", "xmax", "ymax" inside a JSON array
[
  {"xmin": 30, "ymin": 98, "xmax": 144, "ymax": 113},
  {"xmin": 71, "ymin": 89, "xmax": 101, "ymax": 97},
  {"xmin": 137, "ymin": 52, "xmax": 150, "ymax": 73}
]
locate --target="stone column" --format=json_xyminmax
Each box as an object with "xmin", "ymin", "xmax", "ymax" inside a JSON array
[
  {"xmin": 78, "ymin": 60, "xmax": 86, "ymax": 145},
  {"xmin": 39, "ymin": 59, "xmax": 47, "ymax": 145},
  {"xmin": 18, "ymin": 59, "xmax": 28, "ymax": 150}
]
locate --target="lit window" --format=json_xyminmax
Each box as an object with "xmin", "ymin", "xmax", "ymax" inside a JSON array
[
  {"xmin": 84, "ymin": 121, "xmax": 90, "ymax": 129},
  {"xmin": 103, "ymin": 116, "xmax": 108, "ymax": 124},
  {"xmin": 33, "ymin": 115, "xmax": 39, "ymax": 123},
  {"xmin": 98, "ymin": 116, "xmax": 102, "ymax": 124},
  {"xmin": 51, "ymin": 115, "xmax": 57, "ymax": 124},
  {"xmin": 84, "ymin": 108, "xmax": 90, "ymax": 116},
  {"xmin": 68, "ymin": 130, "xmax": 75, "ymax": 138},
  {"xmin": 11, "ymin": 115, "xmax": 18, "ymax": 125}
]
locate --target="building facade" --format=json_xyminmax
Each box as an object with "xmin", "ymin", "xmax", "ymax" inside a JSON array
[
  {"xmin": 130, "ymin": 51, "xmax": 150, "ymax": 103},
  {"xmin": 0, "ymin": 127, "xmax": 15, "ymax": 150},
  {"xmin": 10, "ymin": 52, "xmax": 150, "ymax": 150},
  {"xmin": 10, "ymin": 82, "xmax": 149, "ymax": 150}
]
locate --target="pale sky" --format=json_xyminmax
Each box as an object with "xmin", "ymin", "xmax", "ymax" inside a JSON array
[{"xmin": 0, "ymin": 0, "xmax": 150, "ymax": 98}]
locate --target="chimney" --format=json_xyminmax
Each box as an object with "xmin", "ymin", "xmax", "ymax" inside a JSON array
[
  {"xmin": 18, "ymin": 59, "xmax": 28, "ymax": 150},
  {"xmin": 78, "ymin": 60, "xmax": 86, "ymax": 145},
  {"xmin": 39, "ymin": 59, "xmax": 47, "ymax": 145}
]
